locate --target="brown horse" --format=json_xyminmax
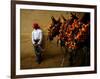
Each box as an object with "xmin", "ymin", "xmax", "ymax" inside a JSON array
[{"xmin": 47, "ymin": 13, "xmax": 90, "ymax": 66}]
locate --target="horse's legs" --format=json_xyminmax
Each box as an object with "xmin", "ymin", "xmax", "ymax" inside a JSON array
[{"xmin": 69, "ymin": 48, "xmax": 77, "ymax": 66}]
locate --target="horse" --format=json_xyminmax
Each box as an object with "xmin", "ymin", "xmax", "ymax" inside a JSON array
[
  {"xmin": 47, "ymin": 13, "xmax": 90, "ymax": 66},
  {"xmin": 47, "ymin": 16, "xmax": 62, "ymax": 41}
]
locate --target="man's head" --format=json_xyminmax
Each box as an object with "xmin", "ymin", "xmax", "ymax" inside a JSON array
[{"xmin": 32, "ymin": 23, "xmax": 40, "ymax": 29}]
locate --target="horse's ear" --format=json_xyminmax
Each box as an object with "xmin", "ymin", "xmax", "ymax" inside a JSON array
[
  {"xmin": 51, "ymin": 16, "xmax": 54, "ymax": 19},
  {"xmin": 61, "ymin": 15, "xmax": 66, "ymax": 22},
  {"xmin": 57, "ymin": 17, "xmax": 61, "ymax": 22},
  {"xmin": 51, "ymin": 16, "xmax": 57, "ymax": 23},
  {"xmin": 75, "ymin": 13, "xmax": 77, "ymax": 16},
  {"xmin": 70, "ymin": 12, "xmax": 74, "ymax": 17}
]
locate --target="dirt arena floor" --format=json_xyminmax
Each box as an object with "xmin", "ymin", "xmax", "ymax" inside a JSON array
[{"xmin": 20, "ymin": 9, "xmax": 89, "ymax": 69}]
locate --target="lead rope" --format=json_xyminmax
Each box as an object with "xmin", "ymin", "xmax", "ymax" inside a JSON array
[{"xmin": 60, "ymin": 47, "xmax": 66, "ymax": 67}]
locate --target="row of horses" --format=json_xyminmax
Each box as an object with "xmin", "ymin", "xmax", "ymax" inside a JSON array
[{"xmin": 47, "ymin": 13, "xmax": 90, "ymax": 66}]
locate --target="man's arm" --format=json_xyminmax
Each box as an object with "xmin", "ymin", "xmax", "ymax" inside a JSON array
[
  {"xmin": 38, "ymin": 30, "xmax": 42, "ymax": 45},
  {"xmin": 32, "ymin": 31, "xmax": 35, "ymax": 45}
]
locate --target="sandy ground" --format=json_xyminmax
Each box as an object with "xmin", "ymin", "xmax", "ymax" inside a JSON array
[{"xmin": 20, "ymin": 9, "xmax": 88, "ymax": 69}]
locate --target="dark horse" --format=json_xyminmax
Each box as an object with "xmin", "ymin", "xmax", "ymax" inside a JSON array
[
  {"xmin": 47, "ymin": 13, "xmax": 90, "ymax": 66},
  {"xmin": 47, "ymin": 16, "xmax": 62, "ymax": 41}
]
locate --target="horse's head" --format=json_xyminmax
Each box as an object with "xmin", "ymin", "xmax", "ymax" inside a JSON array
[
  {"xmin": 67, "ymin": 13, "xmax": 79, "ymax": 25},
  {"xmin": 48, "ymin": 16, "xmax": 62, "ymax": 41},
  {"xmin": 70, "ymin": 13, "xmax": 79, "ymax": 20}
]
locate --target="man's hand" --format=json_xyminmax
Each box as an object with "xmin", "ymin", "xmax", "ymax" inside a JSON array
[{"xmin": 33, "ymin": 44, "xmax": 38, "ymax": 47}]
